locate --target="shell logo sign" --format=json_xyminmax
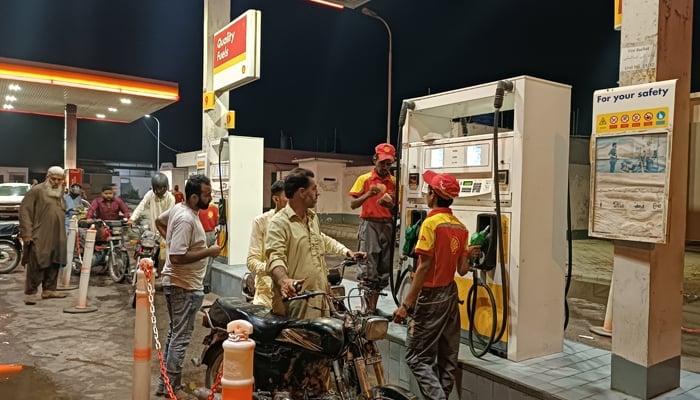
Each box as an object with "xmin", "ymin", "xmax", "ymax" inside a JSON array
[{"xmin": 212, "ymin": 10, "xmax": 261, "ymax": 92}]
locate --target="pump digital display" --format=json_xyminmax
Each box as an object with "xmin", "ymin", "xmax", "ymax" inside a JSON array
[
  {"xmin": 466, "ymin": 144, "xmax": 489, "ymax": 167},
  {"xmin": 461, "ymin": 180, "xmax": 474, "ymax": 193},
  {"xmin": 430, "ymin": 148, "xmax": 444, "ymax": 168}
]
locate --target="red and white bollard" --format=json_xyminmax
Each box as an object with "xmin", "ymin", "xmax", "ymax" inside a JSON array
[
  {"xmin": 64, "ymin": 227, "xmax": 97, "ymax": 314},
  {"xmin": 133, "ymin": 258, "xmax": 155, "ymax": 400},
  {"xmin": 221, "ymin": 320, "xmax": 255, "ymax": 400},
  {"xmin": 58, "ymin": 217, "xmax": 78, "ymax": 291}
]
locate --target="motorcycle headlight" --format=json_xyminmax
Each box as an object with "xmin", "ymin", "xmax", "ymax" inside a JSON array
[
  {"xmin": 362, "ymin": 316, "xmax": 388, "ymax": 341},
  {"xmin": 141, "ymin": 238, "xmax": 156, "ymax": 248}
]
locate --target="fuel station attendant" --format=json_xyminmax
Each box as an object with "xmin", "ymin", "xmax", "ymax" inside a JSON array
[
  {"xmin": 393, "ymin": 170, "xmax": 480, "ymax": 400},
  {"xmin": 349, "ymin": 143, "xmax": 396, "ymax": 291}
]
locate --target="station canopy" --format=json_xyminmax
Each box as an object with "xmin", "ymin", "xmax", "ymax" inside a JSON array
[{"xmin": 0, "ymin": 57, "xmax": 179, "ymax": 123}]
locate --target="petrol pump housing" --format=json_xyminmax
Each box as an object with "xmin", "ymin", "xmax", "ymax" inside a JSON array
[{"xmin": 398, "ymin": 76, "xmax": 571, "ymax": 361}]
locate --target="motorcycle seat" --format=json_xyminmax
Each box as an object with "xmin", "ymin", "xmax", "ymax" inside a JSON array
[
  {"xmin": 0, "ymin": 222, "xmax": 18, "ymax": 236},
  {"xmin": 208, "ymin": 297, "xmax": 295, "ymax": 342}
]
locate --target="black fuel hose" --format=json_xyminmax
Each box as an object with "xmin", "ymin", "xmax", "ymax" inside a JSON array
[
  {"xmin": 564, "ymin": 184, "xmax": 572, "ymax": 329},
  {"xmin": 388, "ymin": 101, "xmax": 415, "ymax": 307},
  {"xmin": 465, "ymin": 80, "xmax": 513, "ymax": 357}
]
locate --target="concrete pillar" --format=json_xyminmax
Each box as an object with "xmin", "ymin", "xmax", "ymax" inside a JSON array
[
  {"xmin": 611, "ymin": 1, "xmax": 692, "ymax": 398},
  {"xmin": 202, "ymin": 0, "xmax": 230, "ymax": 154},
  {"xmin": 64, "ymin": 103, "xmax": 77, "ymax": 169}
]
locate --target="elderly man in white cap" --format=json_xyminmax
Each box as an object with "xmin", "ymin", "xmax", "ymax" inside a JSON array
[{"xmin": 19, "ymin": 166, "xmax": 68, "ymax": 305}]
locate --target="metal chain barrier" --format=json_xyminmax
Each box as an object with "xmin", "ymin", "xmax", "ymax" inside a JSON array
[
  {"xmin": 207, "ymin": 368, "xmax": 224, "ymax": 400},
  {"xmin": 143, "ymin": 265, "xmax": 177, "ymax": 400}
]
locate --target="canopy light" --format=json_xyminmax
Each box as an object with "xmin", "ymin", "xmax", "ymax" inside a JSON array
[{"xmin": 0, "ymin": 62, "xmax": 179, "ymax": 101}]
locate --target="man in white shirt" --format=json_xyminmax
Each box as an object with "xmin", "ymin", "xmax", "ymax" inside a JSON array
[
  {"xmin": 127, "ymin": 173, "xmax": 175, "ymax": 273},
  {"xmin": 128, "ymin": 173, "xmax": 176, "ymax": 232}
]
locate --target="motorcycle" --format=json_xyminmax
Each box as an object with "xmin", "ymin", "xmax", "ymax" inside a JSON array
[
  {"xmin": 197, "ymin": 260, "xmax": 416, "ymax": 400},
  {"xmin": 71, "ymin": 219, "xmax": 130, "ymax": 283},
  {"xmin": 0, "ymin": 221, "xmax": 21, "ymax": 274},
  {"xmin": 128, "ymin": 225, "xmax": 160, "ymax": 284}
]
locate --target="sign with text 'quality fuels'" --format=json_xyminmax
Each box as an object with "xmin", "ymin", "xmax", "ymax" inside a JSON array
[{"xmin": 212, "ymin": 9, "xmax": 261, "ymax": 92}]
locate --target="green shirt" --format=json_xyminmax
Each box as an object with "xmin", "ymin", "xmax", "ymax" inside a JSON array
[{"xmin": 265, "ymin": 204, "xmax": 349, "ymax": 319}]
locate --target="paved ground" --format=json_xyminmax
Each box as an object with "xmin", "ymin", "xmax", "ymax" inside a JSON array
[
  {"xmin": 323, "ymin": 223, "xmax": 700, "ymax": 372},
  {"xmin": 2, "ymin": 222, "xmax": 700, "ymax": 399}
]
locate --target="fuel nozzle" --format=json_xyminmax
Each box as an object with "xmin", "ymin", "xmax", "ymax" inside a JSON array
[
  {"xmin": 494, "ymin": 80, "xmax": 514, "ymax": 109},
  {"xmin": 469, "ymin": 225, "xmax": 490, "ymax": 268}
]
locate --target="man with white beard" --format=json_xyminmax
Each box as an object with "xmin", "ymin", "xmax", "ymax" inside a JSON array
[{"xmin": 19, "ymin": 166, "xmax": 68, "ymax": 305}]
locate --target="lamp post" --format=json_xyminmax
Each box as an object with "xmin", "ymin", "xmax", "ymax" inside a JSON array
[
  {"xmin": 145, "ymin": 114, "xmax": 160, "ymax": 171},
  {"xmin": 362, "ymin": 7, "xmax": 392, "ymax": 144}
]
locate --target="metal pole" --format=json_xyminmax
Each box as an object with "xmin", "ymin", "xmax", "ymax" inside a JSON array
[
  {"xmin": 362, "ymin": 8, "xmax": 392, "ymax": 144},
  {"xmin": 383, "ymin": 17, "xmax": 392, "ymax": 144},
  {"xmin": 154, "ymin": 116, "xmax": 161, "ymax": 171}
]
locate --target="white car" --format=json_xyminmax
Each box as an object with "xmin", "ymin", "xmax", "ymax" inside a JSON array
[{"xmin": 0, "ymin": 183, "xmax": 31, "ymax": 219}]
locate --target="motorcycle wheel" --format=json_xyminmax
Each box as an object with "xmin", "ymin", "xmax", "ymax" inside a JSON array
[
  {"xmin": 0, "ymin": 239, "xmax": 20, "ymax": 274},
  {"xmin": 108, "ymin": 250, "xmax": 129, "ymax": 283},
  {"xmin": 205, "ymin": 349, "xmax": 223, "ymax": 389}
]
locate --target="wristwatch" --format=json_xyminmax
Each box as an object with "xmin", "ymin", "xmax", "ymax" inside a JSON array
[{"xmin": 402, "ymin": 302, "xmax": 414, "ymax": 314}]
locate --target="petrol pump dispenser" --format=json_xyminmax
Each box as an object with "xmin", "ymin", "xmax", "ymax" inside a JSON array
[{"xmin": 398, "ymin": 76, "xmax": 571, "ymax": 362}]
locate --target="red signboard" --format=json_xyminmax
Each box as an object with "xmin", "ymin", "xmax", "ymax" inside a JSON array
[
  {"xmin": 66, "ymin": 168, "xmax": 83, "ymax": 186},
  {"xmin": 213, "ymin": 17, "xmax": 248, "ymax": 74}
]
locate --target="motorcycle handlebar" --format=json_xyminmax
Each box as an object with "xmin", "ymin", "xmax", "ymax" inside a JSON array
[
  {"xmin": 282, "ymin": 290, "xmax": 328, "ymax": 303},
  {"xmin": 341, "ymin": 258, "xmax": 358, "ymax": 267}
]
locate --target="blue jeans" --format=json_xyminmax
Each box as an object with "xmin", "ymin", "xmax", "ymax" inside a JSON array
[{"xmin": 157, "ymin": 286, "xmax": 204, "ymax": 392}]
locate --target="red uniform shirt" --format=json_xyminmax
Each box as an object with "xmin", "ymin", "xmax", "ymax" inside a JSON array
[
  {"xmin": 349, "ymin": 169, "xmax": 396, "ymax": 219},
  {"xmin": 413, "ymin": 208, "xmax": 468, "ymax": 288},
  {"xmin": 198, "ymin": 203, "xmax": 219, "ymax": 232}
]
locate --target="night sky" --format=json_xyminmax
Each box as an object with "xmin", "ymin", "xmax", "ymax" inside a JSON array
[{"xmin": 0, "ymin": 0, "xmax": 696, "ymax": 172}]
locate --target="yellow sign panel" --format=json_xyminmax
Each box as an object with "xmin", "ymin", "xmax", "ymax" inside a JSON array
[
  {"xmin": 203, "ymin": 91, "xmax": 215, "ymax": 111},
  {"xmin": 614, "ymin": 0, "xmax": 622, "ymax": 31},
  {"xmin": 455, "ymin": 275, "xmax": 508, "ymax": 342},
  {"xmin": 225, "ymin": 110, "xmax": 236, "ymax": 129},
  {"xmin": 596, "ymin": 107, "xmax": 668, "ymax": 134}
]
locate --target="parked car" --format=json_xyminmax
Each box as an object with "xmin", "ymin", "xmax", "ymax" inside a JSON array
[{"xmin": 0, "ymin": 183, "xmax": 31, "ymax": 219}]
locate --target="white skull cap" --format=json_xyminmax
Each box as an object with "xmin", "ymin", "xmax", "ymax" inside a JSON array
[{"xmin": 47, "ymin": 166, "xmax": 65, "ymax": 176}]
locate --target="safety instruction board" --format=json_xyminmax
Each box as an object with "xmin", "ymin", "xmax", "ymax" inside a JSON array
[{"xmin": 588, "ymin": 80, "xmax": 676, "ymax": 243}]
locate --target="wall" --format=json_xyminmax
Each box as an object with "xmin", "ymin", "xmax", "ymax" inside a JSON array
[
  {"xmin": 295, "ymin": 160, "xmax": 370, "ymax": 224},
  {"xmin": 0, "ymin": 167, "xmax": 28, "ymax": 183},
  {"xmin": 296, "ymin": 159, "xmax": 347, "ymax": 215},
  {"xmin": 569, "ymin": 137, "xmax": 591, "ymax": 239},
  {"xmin": 689, "ymin": 104, "xmax": 700, "ymax": 242}
]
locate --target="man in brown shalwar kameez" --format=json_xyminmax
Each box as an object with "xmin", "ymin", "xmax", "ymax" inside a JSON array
[{"xmin": 19, "ymin": 166, "xmax": 68, "ymax": 305}]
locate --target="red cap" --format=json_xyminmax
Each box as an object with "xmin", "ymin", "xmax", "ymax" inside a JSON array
[
  {"xmin": 375, "ymin": 143, "xmax": 396, "ymax": 162},
  {"xmin": 423, "ymin": 170, "xmax": 460, "ymax": 200}
]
